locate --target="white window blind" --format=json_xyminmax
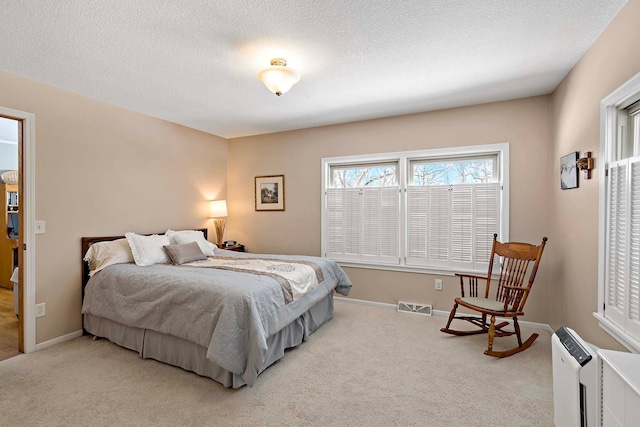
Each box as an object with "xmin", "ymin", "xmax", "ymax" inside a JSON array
[
  {"xmin": 605, "ymin": 158, "xmax": 640, "ymax": 338},
  {"xmin": 322, "ymin": 143, "xmax": 508, "ymax": 275},
  {"xmin": 406, "ymin": 183, "xmax": 499, "ymax": 271},
  {"xmin": 630, "ymin": 160, "xmax": 640, "ymax": 338},
  {"xmin": 326, "ymin": 187, "xmax": 400, "ymax": 264},
  {"xmin": 605, "ymin": 160, "xmax": 627, "ymax": 328}
]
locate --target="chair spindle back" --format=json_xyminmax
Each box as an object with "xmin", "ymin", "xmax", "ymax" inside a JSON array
[{"xmin": 485, "ymin": 234, "xmax": 547, "ymax": 312}]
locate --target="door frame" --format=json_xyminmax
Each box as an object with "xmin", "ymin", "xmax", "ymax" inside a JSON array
[{"xmin": 0, "ymin": 106, "xmax": 36, "ymax": 353}]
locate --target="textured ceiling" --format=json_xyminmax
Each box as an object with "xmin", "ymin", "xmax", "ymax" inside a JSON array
[{"xmin": 0, "ymin": 1, "xmax": 628, "ymax": 138}]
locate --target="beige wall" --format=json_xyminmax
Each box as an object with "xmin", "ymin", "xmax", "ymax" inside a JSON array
[
  {"xmin": 549, "ymin": 0, "xmax": 640, "ymax": 349},
  {"xmin": 0, "ymin": 70, "xmax": 228, "ymax": 343},
  {"xmin": 7, "ymin": 1, "xmax": 637, "ymax": 347},
  {"xmin": 227, "ymin": 96, "xmax": 552, "ymax": 322}
]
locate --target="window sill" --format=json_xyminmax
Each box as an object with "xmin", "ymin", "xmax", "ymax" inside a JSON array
[
  {"xmin": 593, "ymin": 312, "xmax": 640, "ymax": 353},
  {"xmin": 334, "ymin": 261, "xmax": 487, "ymax": 277}
]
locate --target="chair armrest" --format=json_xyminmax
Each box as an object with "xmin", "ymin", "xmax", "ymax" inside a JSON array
[
  {"xmin": 455, "ymin": 273, "xmax": 490, "ymax": 298},
  {"xmin": 455, "ymin": 273, "xmax": 489, "ymax": 280},
  {"xmin": 501, "ymin": 284, "xmax": 525, "ymax": 290}
]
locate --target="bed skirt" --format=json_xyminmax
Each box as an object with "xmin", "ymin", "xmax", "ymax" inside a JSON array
[{"xmin": 83, "ymin": 292, "xmax": 334, "ymax": 388}]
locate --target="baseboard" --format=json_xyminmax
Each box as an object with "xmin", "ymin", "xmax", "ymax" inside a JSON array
[
  {"xmin": 35, "ymin": 329, "xmax": 83, "ymax": 351},
  {"xmin": 334, "ymin": 296, "xmax": 396, "ymax": 310},
  {"xmin": 335, "ymin": 297, "xmax": 553, "ymax": 333}
]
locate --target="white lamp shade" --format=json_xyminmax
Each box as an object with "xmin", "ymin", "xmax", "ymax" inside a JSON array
[
  {"xmin": 258, "ymin": 59, "xmax": 300, "ymax": 96},
  {"xmin": 209, "ymin": 200, "xmax": 228, "ymax": 218}
]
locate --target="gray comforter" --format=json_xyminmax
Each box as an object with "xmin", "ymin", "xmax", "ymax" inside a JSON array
[{"xmin": 82, "ymin": 250, "xmax": 352, "ymax": 386}]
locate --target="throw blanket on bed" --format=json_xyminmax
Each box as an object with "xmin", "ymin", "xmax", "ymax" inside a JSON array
[{"xmin": 182, "ymin": 257, "xmax": 324, "ymax": 303}]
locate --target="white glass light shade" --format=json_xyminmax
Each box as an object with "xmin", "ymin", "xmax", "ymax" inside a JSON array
[
  {"xmin": 209, "ymin": 200, "xmax": 228, "ymax": 218},
  {"xmin": 258, "ymin": 58, "xmax": 300, "ymax": 96}
]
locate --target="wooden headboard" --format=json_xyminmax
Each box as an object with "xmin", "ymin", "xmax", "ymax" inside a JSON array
[{"xmin": 81, "ymin": 228, "xmax": 208, "ymax": 297}]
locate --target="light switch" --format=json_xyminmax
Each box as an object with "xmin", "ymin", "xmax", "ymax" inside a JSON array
[{"xmin": 34, "ymin": 220, "xmax": 45, "ymax": 234}]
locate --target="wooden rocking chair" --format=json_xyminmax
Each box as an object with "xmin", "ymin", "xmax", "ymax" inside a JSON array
[{"xmin": 440, "ymin": 234, "xmax": 547, "ymax": 358}]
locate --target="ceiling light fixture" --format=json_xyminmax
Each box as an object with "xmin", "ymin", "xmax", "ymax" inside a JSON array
[{"xmin": 257, "ymin": 58, "xmax": 300, "ymax": 96}]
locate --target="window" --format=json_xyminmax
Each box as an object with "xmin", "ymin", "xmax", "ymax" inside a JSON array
[
  {"xmin": 410, "ymin": 156, "xmax": 496, "ymax": 185},
  {"xmin": 407, "ymin": 155, "xmax": 500, "ymax": 272},
  {"xmin": 326, "ymin": 162, "xmax": 400, "ymax": 264},
  {"xmin": 321, "ymin": 144, "xmax": 509, "ymax": 274},
  {"xmin": 597, "ymin": 72, "xmax": 640, "ymax": 351},
  {"xmin": 330, "ymin": 163, "xmax": 398, "ymax": 188}
]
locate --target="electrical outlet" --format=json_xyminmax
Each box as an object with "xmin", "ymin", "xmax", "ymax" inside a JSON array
[
  {"xmin": 435, "ymin": 279, "xmax": 443, "ymax": 291},
  {"xmin": 36, "ymin": 303, "xmax": 45, "ymax": 317}
]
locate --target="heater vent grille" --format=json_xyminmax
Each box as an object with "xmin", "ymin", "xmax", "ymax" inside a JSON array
[{"xmin": 397, "ymin": 301, "xmax": 432, "ymax": 316}]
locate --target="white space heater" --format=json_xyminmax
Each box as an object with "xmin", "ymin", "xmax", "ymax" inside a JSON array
[{"xmin": 552, "ymin": 326, "xmax": 600, "ymax": 426}]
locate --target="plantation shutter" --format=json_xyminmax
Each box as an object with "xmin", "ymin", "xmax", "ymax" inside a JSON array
[
  {"xmin": 361, "ymin": 188, "xmax": 399, "ymax": 263},
  {"xmin": 628, "ymin": 159, "xmax": 640, "ymax": 338},
  {"xmin": 379, "ymin": 187, "xmax": 400, "ymax": 261},
  {"xmin": 450, "ymin": 186, "xmax": 474, "ymax": 265},
  {"xmin": 326, "ymin": 187, "xmax": 399, "ymax": 264},
  {"xmin": 428, "ymin": 186, "xmax": 451, "ymax": 267},
  {"xmin": 326, "ymin": 189, "xmax": 344, "ymax": 258},
  {"xmin": 361, "ymin": 189, "xmax": 380, "ymax": 258},
  {"xmin": 406, "ymin": 187, "xmax": 428, "ymax": 263},
  {"xmin": 605, "ymin": 160, "xmax": 628, "ymax": 328},
  {"xmin": 406, "ymin": 183, "xmax": 500, "ymax": 270},
  {"xmin": 343, "ymin": 189, "xmax": 361, "ymax": 260},
  {"xmin": 326, "ymin": 188, "xmax": 361, "ymax": 262},
  {"xmin": 474, "ymin": 183, "xmax": 500, "ymax": 270},
  {"xmin": 604, "ymin": 157, "xmax": 640, "ymax": 339}
]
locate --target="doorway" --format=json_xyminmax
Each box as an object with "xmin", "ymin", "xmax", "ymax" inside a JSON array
[
  {"xmin": 0, "ymin": 106, "xmax": 35, "ymax": 355},
  {"xmin": 0, "ymin": 116, "xmax": 20, "ymax": 360}
]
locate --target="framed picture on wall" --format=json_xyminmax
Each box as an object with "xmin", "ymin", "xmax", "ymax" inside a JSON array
[
  {"xmin": 560, "ymin": 152, "xmax": 579, "ymax": 190},
  {"xmin": 255, "ymin": 175, "xmax": 285, "ymax": 211}
]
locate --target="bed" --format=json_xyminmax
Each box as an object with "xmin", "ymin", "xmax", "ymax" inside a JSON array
[{"xmin": 81, "ymin": 229, "xmax": 352, "ymax": 388}]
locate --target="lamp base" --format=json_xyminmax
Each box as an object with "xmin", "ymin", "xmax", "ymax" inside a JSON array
[{"xmin": 214, "ymin": 218, "xmax": 226, "ymax": 246}]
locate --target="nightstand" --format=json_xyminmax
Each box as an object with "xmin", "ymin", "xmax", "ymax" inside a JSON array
[{"xmin": 218, "ymin": 244, "xmax": 245, "ymax": 252}]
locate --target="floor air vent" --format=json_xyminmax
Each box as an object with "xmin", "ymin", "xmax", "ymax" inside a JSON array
[{"xmin": 397, "ymin": 301, "xmax": 432, "ymax": 316}]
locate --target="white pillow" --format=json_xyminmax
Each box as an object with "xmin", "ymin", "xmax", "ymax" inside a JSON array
[
  {"xmin": 84, "ymin": 238, "xmax": 135, "ymax": 276},
  {"xmin": 165, "ymin": 229, "xmax": 216, "ymax": 257},
  {"xmin": 125, "ymin": 233, "xmax": 172, "ymax": 266}
]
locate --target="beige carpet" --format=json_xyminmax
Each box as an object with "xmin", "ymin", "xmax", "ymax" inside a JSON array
[{"xmin": 0, "ymin": 300, "xmax": 553, "ymax": 426}]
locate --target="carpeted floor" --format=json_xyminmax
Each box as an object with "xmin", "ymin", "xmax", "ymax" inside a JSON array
[{"xmin": 0, "ymin": 299, "xmax": 553, "ymax": 426}]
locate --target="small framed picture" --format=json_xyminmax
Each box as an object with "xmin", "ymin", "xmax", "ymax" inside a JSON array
[
  {"xmin": 255, "ymin": 175, "xmax": 285, "ymax": 211},
  {"xmin": 561, "ymin": 152, "xmax": 579, "ymax": 190}
]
